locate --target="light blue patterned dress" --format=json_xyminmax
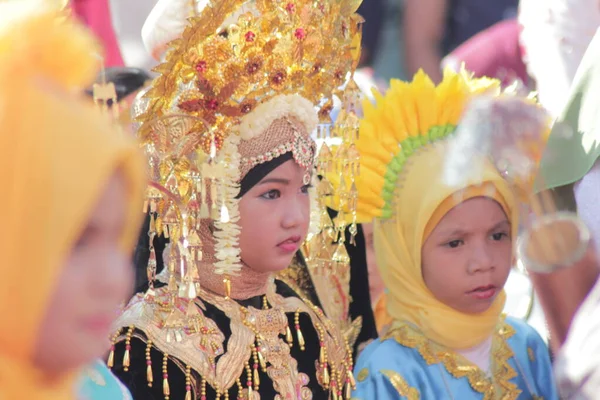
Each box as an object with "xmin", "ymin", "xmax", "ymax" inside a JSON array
[{"xmin": 352, "ymin": 317, "xmax": 558, "ymax": 399}]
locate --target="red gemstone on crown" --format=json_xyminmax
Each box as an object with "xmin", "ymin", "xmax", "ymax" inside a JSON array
[
  {"xmin": 245, "ymin": 31, "xmax": 256, "ymax": 42},
  {"xmin": 206, "ymin": 99, "xmax": 219, "ymax": 110},
  {"xmin": 272, "ymin": 72, "xmax": 285, "ymax": 84},
  {"xmin": 195, "ymin": 61, "xmax": 207, "ymax": 73},
  {"xmin": 294, "ymin": 28, "xmax": 306, "ymax": 40}
]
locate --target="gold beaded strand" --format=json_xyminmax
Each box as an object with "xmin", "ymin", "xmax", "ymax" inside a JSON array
[
  {"xmin": 123, "ymin": 326, "xmax": 134, "ymax": 371},
  {"xmin": 146, "ymin": 340, "xmax": 153, "ymax": 387}
]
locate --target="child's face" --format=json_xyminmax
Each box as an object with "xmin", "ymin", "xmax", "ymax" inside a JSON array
[
  {"xmin": 33, "ymin": 173, "xmax": 134, "ymax": 374},
  {"xmin": 421, "ymin": 197, "xmax": 512, "ymax": 314},
  {"xmin": 238, "ymin": 160, "xmax": 311, "ymax": 273}
]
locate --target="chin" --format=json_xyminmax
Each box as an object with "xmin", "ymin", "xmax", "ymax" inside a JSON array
[
  {"xmin": 267, "ymin": 261, "xmax": 292, "ymax": 272},
  {"xmin": 464, "ymin": 302, "xmax": 495, "ymax": 315}
]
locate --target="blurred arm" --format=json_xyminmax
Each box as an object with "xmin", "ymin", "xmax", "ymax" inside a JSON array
[{"xmin": 403, "ymin": 0, "xmax": 447, "ymax": 83}]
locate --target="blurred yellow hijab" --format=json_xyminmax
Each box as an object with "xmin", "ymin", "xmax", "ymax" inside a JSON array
[
  {"xmin": 331, "ymin": 70, "xmax": 518, "ymax": 349},
  {"xmin": 0, "ymin": 3, "xmax": 145, "ymax": 399}
]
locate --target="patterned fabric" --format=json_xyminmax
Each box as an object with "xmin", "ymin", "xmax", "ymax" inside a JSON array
[{"xmin": 352, "ymin": 317, "xmax": 558, "ymax": 399}]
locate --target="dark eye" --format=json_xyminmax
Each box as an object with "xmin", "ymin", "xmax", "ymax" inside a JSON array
[
  {"xmin": 74, "ymin": 236, "xmax": 89, "ymax": 249},
  {"xmin": 446, "ymin": 240, "xmax": 463, "ymax": 249},
  {"xmin": 491, "ymin": 232, "xmax": 508, "ymax": 241},
  {"xmin": 74, "ymin": 227, "xmax": 94, "ymax": 249},
  {"xmin": 260, "ymin": 189, "xmax": 281, "ymax": 200}
]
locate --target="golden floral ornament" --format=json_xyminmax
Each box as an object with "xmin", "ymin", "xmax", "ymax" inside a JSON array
[{"xmin": 137, "ymin": 0, "xmax": 364, "ymax": 151}]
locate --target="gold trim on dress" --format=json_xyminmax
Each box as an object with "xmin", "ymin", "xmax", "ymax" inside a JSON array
[
  {"xmin": 380, "ymin": 370, "xmax": 420, "ymax": 400},
  {"xmin": 382, "ymin": 317, "xmax": 521, "ymax": 400},
  {"xmin": 113, "ymin": 278, "xmax": 354, "ymax": 398}
]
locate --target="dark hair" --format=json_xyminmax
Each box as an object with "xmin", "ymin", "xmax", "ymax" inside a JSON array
[
  {"xmin": 85, "ymin": 67, "xmax": 152, "ymax": 104},
  {"xmin": 357, "ymin": 0, "xmax": 385, "ymax": 67}
]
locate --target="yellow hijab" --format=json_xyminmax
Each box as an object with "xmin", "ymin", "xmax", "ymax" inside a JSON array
[
  {"xmin": 375, "ymin": 142, "xmax": 518, "ymax": 349},
  {"xmin": 0, "ymin": 4, "xmax": 145, "ymax": 399}
]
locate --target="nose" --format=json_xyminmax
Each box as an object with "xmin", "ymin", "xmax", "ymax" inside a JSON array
[
  {"xmin": 281, "ymin": 195, "xmax": 309, "ymax": 229},
  {"xmin": 468, "ymin": 241, "xmax": 495, "ymax": 275}
]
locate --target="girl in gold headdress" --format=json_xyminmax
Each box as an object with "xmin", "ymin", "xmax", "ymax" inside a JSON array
[
  {"xmin": 333, "ymin": 70, "xmax": 559, "ymax": 399},
  {"xmin": 0, "ymin": 3, "xmax": 144, "ymax": 400},
  {"xmin": 109, "ymin": 0, "xmax": 364, "ymax": 399}
]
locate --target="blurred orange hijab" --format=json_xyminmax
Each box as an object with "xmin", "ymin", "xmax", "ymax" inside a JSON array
[{"xmin": 0, "ymin": 3, "xmax": 144, "ymax": 399}]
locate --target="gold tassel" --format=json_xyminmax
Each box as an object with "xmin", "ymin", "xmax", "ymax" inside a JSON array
[
  {"xmin": 223, "ymin": 276, "xmax": 232, "ymax": 299},
  {"xmin": 285, "ymin": 326, "xmax": 293, "ymax": 346},
  {"xmin": 163, "ymin": 377, "xmax": 170, "ymax": 397},
  {"xmin": 185, "ymin": 391, "xmax": 192, "ymax": 400},
  {"xmin": 107, "ymin": 347, "xmax": 115, "ymax": 368},
  {"xmin": 146, "ymin": 340, "xmax": 153, "ymax": 387},
  {"xmin": 319, "ymin": 346, "xmax": 326, "ymax": 363},
  {"xmin": 253, "ymin": 367, "xmax": 260, "ymax": 387},
  {"xmin": 247, "ymin": 385, "xmax": 253, "ymax": 399},
  {"xmin": 294, "ymin": 310, "xmax": 305, "ymax": 351},
  {"xmin": 348, "ymin": 371, "xmax": 356, "ymax": 388},
  {"xmin": 162, "ymin": 353, "xmax": 170, "ymax": 399},
  {"xmin": 345, "ymin": 381, "xmax": 352, "ymax": 399},
  {"xmin": 297, "ymin": 328, "xmax": 305, "ymax": 350},
  {"xmin": 123, "ymin": 326, "xmax": 133, "ymax": 371},
  {"xmin": 323, "ymin": 365, "xmax": 330, "ymax": 386},
  {"xmin": 257, "ymin": 350, "xmax": 266, "ymax": 371},
  {"xmin": 146, "ymin": 364, "xmax": 153, "ymax": 385}
]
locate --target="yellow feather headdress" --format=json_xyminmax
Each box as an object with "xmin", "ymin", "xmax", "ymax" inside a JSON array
[{"xmin": 330, "ymin": 69, "xmax": 501, "ymax": 223}]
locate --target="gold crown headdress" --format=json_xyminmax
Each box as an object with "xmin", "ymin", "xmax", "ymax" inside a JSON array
[
  {"xmin": 137, "ymin": 0, "xmax": 363, "ymax": 151},
  {"xmin": 135, "ymin": 0, "xmax": 364, "ymax": 298}
]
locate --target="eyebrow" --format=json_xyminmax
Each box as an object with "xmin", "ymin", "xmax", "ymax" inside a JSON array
[
  {"xmin": 257, "ymin": 177, "xmax": 291, "ymax": 185},
  {"xmin": 438, "ymin": 219, "xmax": 510, "ymax": 238}
]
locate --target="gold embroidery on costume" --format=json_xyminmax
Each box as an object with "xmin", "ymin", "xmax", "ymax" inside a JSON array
[
  {"xmin": 380, "ymin": 370, "xmax": 420, "ymax": 400},
  {"xmin": 277, "ymin": 256, "xmax": 317, "ymax": 304},
  {"xmin": 116, "ymin": 279, "xmax": 354, "ymax": 398},
  {"xmin": 383, "ymin": 317, "xmax": 521, "ymax": 400},
  {"xmin": 356, "ymin": 368, "xmax": 369, "ymax": 382}
]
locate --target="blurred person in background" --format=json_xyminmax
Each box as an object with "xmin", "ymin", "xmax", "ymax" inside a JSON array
[
  {"xmin": 70, "ymin": 0, "xmax": 125, "ymax": 67},
  {"xmin": 0, "ymin": 3, "xmax": 145, "ymax": 399},
  {"xmin": 404, "ymin": 0, "xmax": 518, "ymax": 83},
  {"xmin": 519, "ymin": 0, "xmax": 600, "ymax": 119},
  {"xmin": 442, "ymin": 19, "xmax": 530, "ymax": 88}
]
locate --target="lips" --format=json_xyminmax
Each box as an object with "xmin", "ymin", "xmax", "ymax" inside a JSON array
[
  {"xmin": 467, "ymin": 285, "xmax": 497, "ymax": 300},
  {"xmin": 277, "ymin": 235, "xmax": 301, "ymax": 253}
]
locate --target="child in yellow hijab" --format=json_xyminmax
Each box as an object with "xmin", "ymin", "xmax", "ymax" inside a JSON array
[
  {"xmin": 0, "ymin": 3, "xmax": 144, "ymax": 399},
  {"xmin": 341, "ymin": 70, "xmax": 558, "ymax": 399}
]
